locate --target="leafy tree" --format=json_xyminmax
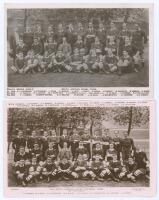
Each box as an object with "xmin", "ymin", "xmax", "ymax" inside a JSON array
[
  {"xmin": 17, "ymin": 8, "xmax": 148, "ymax": 32},
  {"xmin": 8, "ymin": 107, "xmax": 111, "ymax": 136},
  {"xmin": 8, "ymin": 106, "xmax": 149, "ymax": 138},
  {"xmin": 112, "ymin": 106, "xmax": 149, "ymax": 135}
]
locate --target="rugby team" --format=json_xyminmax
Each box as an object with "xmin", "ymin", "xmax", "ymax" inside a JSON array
[
  {"xmin": 9, "ymin": 21, "xmax": 147, "ymax": 76},
  {"xmin": 11, "ymin": 128, "xmax": 149, "ymax": 186}
]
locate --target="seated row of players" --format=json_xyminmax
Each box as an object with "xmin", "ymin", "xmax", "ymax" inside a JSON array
[
  {"xmin": 10, "ymin": 22, "xmax": 147, "ymax": 75},
  {"xmin": 11, "ymin": 128, "xmax": 149, "ymax": 186}
]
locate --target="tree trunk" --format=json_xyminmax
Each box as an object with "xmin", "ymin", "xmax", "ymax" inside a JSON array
[
  {"xmin": 90, "ymin": 120, "xmax": 94, "ymax": 160},
  {"xmin": 8, "ymin": 117, "xmax": 14, "ymax": 153},
  {"xmin": 124, "ymin": 9, "xmax": 130, "ymax": 23},
  {"xmin": 104, "ymin": 10, "xmax": 111, "ymax": 24},
  {"xmin": 90, "ymin": 120, "xmax": 94, "ymax": 137},
  {"xmin": 127, "ymin": 107, "xmax": 133, "ymax": 135},
  {"xmin": 24, "ymin": 9, "xmax": 27, "ymax": 30}
]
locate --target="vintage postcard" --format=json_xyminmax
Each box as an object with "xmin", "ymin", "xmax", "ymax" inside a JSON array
[
  {"xmin": 5, "ymin": 3, "xmax": 153, "ymax": 98},
  {"xmin": 4, "ymin": 100, "xmax": 156, "ymax": 197}
]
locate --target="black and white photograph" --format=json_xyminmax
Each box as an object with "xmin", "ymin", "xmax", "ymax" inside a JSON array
[
  {"xmin": 7, "ymin": 104, "xmax": 151, "ymax": 189},
  {"xmin": 6, "ymin": 6, "xmax": 151, "ymax": 89}
]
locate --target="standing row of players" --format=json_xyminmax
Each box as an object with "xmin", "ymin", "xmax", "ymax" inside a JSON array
[
  {"xmin": 9, "ymin": 22, "xmax": 147, "ymax": 75},
  {"xmin": 11, "ymin": 128, "xmax": 149, "ymax": 186}
]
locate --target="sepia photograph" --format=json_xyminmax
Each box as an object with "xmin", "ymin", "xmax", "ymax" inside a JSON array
[
  {"xmin": 7, "ymin": 105, "xmax": 150, "ymax": 188},
  {"xmin": 6, "ymin": 6, "xmax": 151, "ymax": 89}
]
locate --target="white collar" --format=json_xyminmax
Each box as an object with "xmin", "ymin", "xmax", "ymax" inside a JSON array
[{"xmin": 20, "ymin": 152, "xmax": 25, "ymax": 156}]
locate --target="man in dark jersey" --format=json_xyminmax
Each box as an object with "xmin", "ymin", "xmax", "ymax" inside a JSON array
[
  {"xmin": 92, "ymin": 129, "xmax": 102, "ymax": 144},
  {"xmin": 121, "ymin": 132, "xmax": 135, "ymax": 161},
  {"xmin": 12, "ymin": 130, "xmax": 26, "ymax": 156},
  {"xmin": 34, "ymin": 25, "xmax": 45, "ymax": 54},
  {"xmin": 59, "ymin": 129, "xmax": 70, "ymax": 148},
  {"xmin": 42, "ymin": 157, "xmax": 58, "ymax": 182},
  {"xmin": 55, "ymin": 23, "xmax": 65, "ymax": 45},
  {"xmin": 134, "ymin": 147, "xmax": 149, "ymax": 179},
  {"xmin": 105, "ymin": 36, "xmax": 117, "ymax": 56},
  {"xmin": 24, "ymin": 50, "xmax": 39, "ymax": 74},
  {"xmin": 131, "ymin": 23, "xmax": 147, "ymax": 68},
  {"xmin": 68, "ymin": 48, "xmax": 82, "ymax": 72},
  {"xmin": 44, "ymin": 36, "xmax": 57, "ymax": 56},
  {"xmin": 23, "ymin": 26, "xmax": 34, "ymax": 52},
  {"xmin": 72, "ymin": 154, "xmax": 88, "ymax": 180},
  {"xmin": 45, "ymin": 25, "xmax": 55, "ymax": 43},
  {"xmin": 106, "ymin": 22, "xmax": 118, "ymax": 44},
  {"xmin": 92, "ymin": 143, "xmax": 104, "ymax": 160},
  {"xmin": 27, "ymin": 130, "xmax": 42, "ymax": 151},
  {"xmin": 52, "ymin": 49, "xmax": 67, "ymax": 73},
  {"xmin": 96, "ymin": 22, "xmax": 106, "ymax": 52},
  {"xmin": 117, "ymin": 50, "xmax": 133, "ymax": 75},
  {"xmin": 57, "ymin": 157, "xmax": 74, "ymax": 180},
  {"xmin": 113, "ymin": 130, "xmax": 122, "ymax": 160},
  {"xmin": 41, "ymin": 131, "xmax": 49, "ymax": 159},
  {"xmin": 75, "ymin": 22, "xmax": 85, "ymax": 41},
  {"xmin": 30, "ymin": 143, "xmax": 43, "ymax": 163},
  {"xmin": 14, "ymin": 159, "xmax": 27, "ymax": 186},
  {"xmin": 47, "ymin": 129, "xmax": 59, "ymax": 151},
  {"xmin": 85, "ymin": 22, "xmax": 96, "ymax": 54},
  {"xmin": 65, "ymin": 23, "xmax": 76, "ymax": 51},
  {"xmin": 70, "ymin": 128, "xmax": 81, "ymax": 160},
  {"xmin": 45, "ymin": 142, "xmax": 58, "ymax": 161},
  {"xmin": 119, "ymin": 157, "xmax": 137, "ymax": 182},
  {"xmin": 11, "ymin": 52, "xmax": 26, "ymax": 74},
  {"xmin": 91, "ymin": 154, "xmax": 105, "ymax": 181},
  {"xmin": 108, "ymin": 154, "xmax": 122, "ymax": 182},
  {"xmin": 16, "ymin": 38, "xmax": 28, "ymax": 56},
  {"xmin": 106, "ymin": 143, "xmax": 117, "ymax": 162},
  {"xmin": 74, "ymin": 35, "xmax": 85, "ymax": 52},
  {"xmin": 81, "ymin": 131, "xmax": 91, "ymax": 159},
  {"xmin": 58, "ymin": 37, "xmax": 72, "ymax": 57},
  {"xmin": 31, "ymin": 37, "xmax": 43, "ymax": 56},
  {"xmin": 118, "ymin": 23, "xmax": 131, "ymax": 56},
  {"xmin": 14, "ymin": 146, "xmax": 30, "ymax": 163},
  {"xmin": 103, "ymin": 48, "xmax": 118, "ymax": 73},
  {"xmin": 75, "ymin": 141, "xmax": 88, "ymax": 160},
  {"xmin": 25, "ymin": 156, "xmax": 39, "ymax": 184}
]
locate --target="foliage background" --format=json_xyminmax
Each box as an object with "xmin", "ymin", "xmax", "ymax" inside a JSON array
[
  {"xmin": 7, "ymin": 106, "xmax": 149, "ymax": 141},
  {"xmin": 7, "ymin": 8, "xmax": 149, "ymax": 37}
]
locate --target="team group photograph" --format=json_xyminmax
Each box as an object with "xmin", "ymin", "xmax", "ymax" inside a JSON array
[
  {"xmin": 7, "ymin": 107, "xmax": 150, "ymax": 187},
  {"xmin": 7, "ymin": 8, "xmax": 149, "ymax": 87}
]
